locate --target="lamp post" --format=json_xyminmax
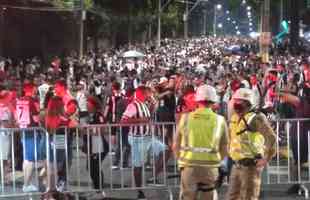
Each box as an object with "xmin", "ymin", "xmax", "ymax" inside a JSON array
[
  {"xmin": 213, "ymin": 4, "xmax": 222, "ymax": 37},
  {"xmin": 157, "ymin": 0, "xmax": 161, "ymax": 47},
  {"xmin": 203, "ymin": 9, "xmax": 207, "ymax": 36},
  {"xmin": 79, "ymin": 0, "xmax": 86, "ymax": 59},
  {"xmin": 0, "ymin": 7, "xmax": 5, "ymax": 56},
  {"xmin": 259, "ymin": 0, "xmax": 271, "ymax": 63},
  {"xmin": 184, "ymin": 0, "xmax": 189, "ymax": 39},
  {"xmin": 180, "ymin": 0, "xmax": 208, "ymax": 39}
]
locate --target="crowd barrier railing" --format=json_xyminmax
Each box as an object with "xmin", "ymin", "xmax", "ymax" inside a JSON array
[
  {"xmin": 265, "ymin": 118, "xmax": 310, "ymax": 199},
  {"xmin": 0, "ymin": 119, "xmax": 310, "ymax": 199},
  {"xmin": 0, "ymin": 123, "xmax": 179, "ymax": 199}
]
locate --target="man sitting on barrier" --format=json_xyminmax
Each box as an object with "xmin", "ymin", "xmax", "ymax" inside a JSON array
[
  {"xmin": 173, "ymin": 84, "xmax": 229, "ymax": 200},
  {"xmin": 226, "ymin": 88, "xmax": 276, "ymax": 200}
]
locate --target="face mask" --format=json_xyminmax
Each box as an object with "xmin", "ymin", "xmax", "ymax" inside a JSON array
[{"xmin": 233, "ymin": 102, "xmax": 245, "ymax": 113}]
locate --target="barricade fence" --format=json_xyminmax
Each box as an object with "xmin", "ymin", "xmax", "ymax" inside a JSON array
[{"xmin": 0, "ymin": 119, "xmax": 309, "ymax": 199}]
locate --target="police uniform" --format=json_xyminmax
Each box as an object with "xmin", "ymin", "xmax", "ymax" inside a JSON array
[
  {"xmin": 175, "ymin": 85, "xmax": 229, "ymax": 200},
  {"xmin": 227, "ymin": 89, "xmax": 276, "ymax": 200}
]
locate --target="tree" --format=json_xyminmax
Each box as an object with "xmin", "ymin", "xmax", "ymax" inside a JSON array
[{"xmin": 51, "ymin": 0, "xmax": 93, "ymax": 9}]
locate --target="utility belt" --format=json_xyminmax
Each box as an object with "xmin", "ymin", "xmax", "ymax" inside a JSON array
[{"xmin": 234, "ymin": 155, "xmax": 262, "ymax": 167}]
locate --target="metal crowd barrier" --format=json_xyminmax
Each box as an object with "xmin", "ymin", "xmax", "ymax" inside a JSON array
[
  {"xmin": 0, "ymin": 119, "xmax": 310, "ymax": 199},
  {"xmin": 265, "ymin": 118, "xmax": 310, "ymax": 199},
  {"xmin": 0, "ymin": 123, "xmax": 179, "ymax": 200}
]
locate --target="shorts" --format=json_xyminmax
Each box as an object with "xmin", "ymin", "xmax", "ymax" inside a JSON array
[
  {"xmin": 128, "ymin": 135, "xmax": 166, "ymax": 167},
  {"xmin": 45, "ymin": 134, "xmax": 73, "ymax": 167},
  {"xmin": 21, "ymin": 129, "xmax": 45, "ymax": 162}
]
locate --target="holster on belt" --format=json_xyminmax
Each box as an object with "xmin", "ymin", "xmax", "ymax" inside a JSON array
[
  {"xmin": 235, "ymin": 158, "xmax": 257, "ymax": 167},
  {"xmin": 235, "ymin": 154, "xmax": 262, "ymax": 167}
]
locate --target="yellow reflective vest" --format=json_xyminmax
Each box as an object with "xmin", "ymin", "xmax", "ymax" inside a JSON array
[
  {"xmin": 178, "ymin": 108, "xmax": 225, "ymax": 168},
  {"xmin": 229, "ymin": 112, "xmax": 265, "ymax": 161}
]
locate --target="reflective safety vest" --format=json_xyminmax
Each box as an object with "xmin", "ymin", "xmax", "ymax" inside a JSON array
[
  {"xmin": 178, "ymin": 108, "xmax": 225, "ymax": 168},
  {"xmin": 229, "ymin": 112, "xmax": 265, "ymax": 161}
]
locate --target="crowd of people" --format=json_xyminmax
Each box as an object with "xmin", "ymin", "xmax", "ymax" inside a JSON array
[{"xmin": 0, "ymin": 36, "xmax": 310, "ymax": 199}]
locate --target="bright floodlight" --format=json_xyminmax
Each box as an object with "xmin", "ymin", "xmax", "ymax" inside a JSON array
[
  {"xmin": 235, "ymin": 26, "xmax": 239, "ymax": 29},
  {"xmin": 247, "ymin": 6, "xmax": 251, "ymax": 10},
  {"xmin": 247, "ymin": 11, "xmax": 251, "ymax": 16},
  {"xmin": 218, "ymin": 23, "xmax": 223, "ymax": 28},
  {"xmin": 249, "ymin": 32, "xmax": 260, "ymax": 39},
  {"xmin": 242, "ymin": 0, "xmax": 246, "ymax": 4},
  {"xmin": 249, "ymin": 22, "xmax": 253, "ymax": 26},
  {"xmin": 232, "ymin": 21, "xmax": 236, "ymax": 24},
  {"xmin": 216, "ymin": 4, "xmax": 222, "ymax": 10},
  {"xmin": 227, "ymin": 17, "xmax": 231, "ymax": 21},
  {"xmin": 226, "ymin": 10, "xmax": 230, "ymax": 14},
  {"xmin": 237, "ymin": 31, "xmax": 241, "ymax": 35}
]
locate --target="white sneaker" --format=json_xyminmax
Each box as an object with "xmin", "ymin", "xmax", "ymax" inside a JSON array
[
  {"xmin": 23, "ymin": 185, "xmax": 38, "ymax": 193},
  {"xmin": 111, "ymin": 165, "xmax": 119, "ymax": 170},
  {"xmin": 56, "ymin": 180, "xmax": 66, "ymax": 192},
  {"xmin": 90, "ymin": 191, "xmax": 106, "ymax": 199}
]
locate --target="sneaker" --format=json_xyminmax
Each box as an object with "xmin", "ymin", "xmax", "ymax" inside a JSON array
[
  {"xmin": 147, "ymin": 177, "xmax": 162, "ymax": 186},
  {"xmin": 111, "ymin": 165, "xmax": 119, "ymax": 170},
  {"xmin": 287, "ymin": 184, "xmax": 300, "ymax": 194},
  {"xmin": 89, "ymin": 191, "xmax": 106, "ymax": 199},
  {"xmin": 137, "ymin": 190, "xmax": 146, "ymax": 200},
  {"xmin": 23, "ymin": 185, "xmax": 39, "ymax": 193},
  {"xmin": 121, "ymin": 162, "xmax": 129, "ymax": 168},
  {"xmin": 56, "ymin": 180, "xmax": 66, "ymax": 192}
]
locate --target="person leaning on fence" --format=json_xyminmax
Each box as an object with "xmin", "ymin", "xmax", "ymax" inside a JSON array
[
  {"xmin": 120, "ymin": 86, "xmax": 153, "ymax": 200},
  {"xmin": 279, "ymin": 88, "xmax": 310, "ymax": 194},
  {"xmin": 173, "ymin": 84, "xmax": 229, "ymax": 200},
  {"xmin": 16, "ymin": 83, "xmax": 42, "ymax": 193},
  {"xmin": 226, "ymin": 88, "xmax": 276, "ymax": 200},
  {"xmin": 0, "ymin": 90, "xmax": 15, "ymax": 183},
  {"xmin": 53, "ymin": 81, "xmax": 79, "ymax": 192},
  {"xmin": 44, "ymin": 96, "xmax": 68, "ymax": 193},
  {"xmin": 84, "ymin": 96, "xmax": 109, "ymax": 199}
]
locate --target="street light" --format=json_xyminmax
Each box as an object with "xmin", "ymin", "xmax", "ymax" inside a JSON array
[
  {"xmin": 0, "ymin": 7, "xmax": 5, "ymax": 56},
  {"xmin": 247, "ymin": 11, "xmax": 251, "ymax": 16},
  {"xmin": 213, "ymin": 4, "xmax": 222, "ymax": 37},
  {"xmin": 218, "ymin": 23, "xmax": 223, "ymax": 28},
  {"xmin": 226, "ymin": 10, "xmax": 230, "ymax": 14},
  {"xmin": 232, "ymin": 21, "xmax": 236, "ymax": 24},
  {"xmin": 247, "ymin": 6, "xmax": 251, "ymax": 10},
  {"xmin": 182, "ymin": 0, "xmax": 209, "ymax": 39},
  {"xmin": 249, "ymin": 22, "xmax": 253, "ymax": 26},
  {"xmin": 237, "ymin": 31, "xmax": 241, "ymax": 35},
  {"xmin": 227, "ymin": 17, "xmax": 231, "ymax": 21},
  {"xmin": 242, "ymin": 0, "xmax": 246, "ymax": 4}
]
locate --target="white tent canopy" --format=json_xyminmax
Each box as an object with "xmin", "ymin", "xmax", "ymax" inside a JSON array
[{"xmin": 122, "ymin": 50, "xmax": 145, "ymax": 58}]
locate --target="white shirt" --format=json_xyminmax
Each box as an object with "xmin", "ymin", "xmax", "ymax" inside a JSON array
[
  {"xmin": 38, "ymin": 83, "xmax": 50, "ymax": 109},
  {"xmin": 76, "ymin": 90, "xmax": 88, "ymax": 112}
]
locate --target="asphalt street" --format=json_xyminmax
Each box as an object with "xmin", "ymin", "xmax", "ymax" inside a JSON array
[{"xmin": 1, "ymin": 151, "xmax": 309, "ymax": 200}]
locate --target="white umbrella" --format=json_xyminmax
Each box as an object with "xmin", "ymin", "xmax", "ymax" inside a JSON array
[{"xmin": 122, "ymin": 50, "xmax": 145, "ymax": 58}]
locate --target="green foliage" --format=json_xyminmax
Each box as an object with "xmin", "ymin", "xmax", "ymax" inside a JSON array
[{"xmin": 52, "ymin": 0, "xmax": 93, "ymax": 9}]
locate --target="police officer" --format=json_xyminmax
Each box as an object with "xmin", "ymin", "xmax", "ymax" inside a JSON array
[
  {"xmin": 227, "ymin": 88, "xmax": 276, "ymax": 200},
  {"xmin": 173, "ymin": 84, "xmax": 229, "ymax": 200}
]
